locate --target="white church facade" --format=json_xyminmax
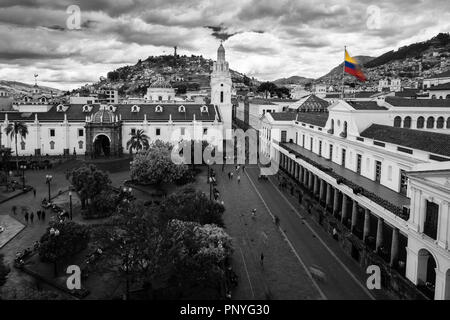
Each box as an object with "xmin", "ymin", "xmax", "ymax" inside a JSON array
[{"xmin": 0, "ymin": 44, "xmax": 233, "ymax": 157}]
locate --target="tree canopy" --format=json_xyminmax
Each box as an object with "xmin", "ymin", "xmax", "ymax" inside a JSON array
[
  {"xmin": 156, "ymin": 186, "xmax": 225, "ymax": 227},
  {"xmin": 256, "ymin": 82, "xmax": 291, "ymax": 99},
  {"xmin": 130, "ymin": 140, "xmax": 194, "ymax": 185},
  {"xmin": 39, "ymin": 221, "xmax": 90, "ymax": 263}
]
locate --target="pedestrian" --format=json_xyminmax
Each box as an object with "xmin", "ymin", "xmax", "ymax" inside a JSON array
[
  {"xmin": 30, "ymin": 212, "xmax": 34, "ymax": 224},
  {"xmin": 41, "ymin": 210, "xmax": 46, "ymax": 221},
  {"xmin": 230, "ymin": 172, "xmax": 233, "ymax": 179},
  {"xmin": 260, "ymin": 252, "xmax": 264, "ymax": 266},
  {"xmin": 237, "ymin": 175, "xmax": 241, "ymax": 183},
  {"xmin": 274, "ymin": 215, "xmax": 280, "ymax": 226},
  {"xmin": 37, "ymin": 210, "xmax": 41, "ymax": 221},
  {"xmin": 24, "ymin": 212, "xmax": 29, "ymax": 224},
  {"xmin": 242, "ymin": 164, "xmax": 245, "ymax": 172},
  {"xmin": 33, "ymin": 188, "xmax": 36, "ymax": 198},
  {"xmin": 332, "ymin": 227, "xmax": 338, "ymax": 240}
]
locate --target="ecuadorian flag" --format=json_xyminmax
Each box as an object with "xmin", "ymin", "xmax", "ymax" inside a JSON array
[{"xmin": 344, "ymin": 49, "xmax": 366, "ymax": 82}]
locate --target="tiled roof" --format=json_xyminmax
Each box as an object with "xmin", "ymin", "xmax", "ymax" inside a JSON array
[
  {"xmin": 360, "ymin": 124, "xmax": 450, "ymax": 157},
  {"xmin": 347, "ymin": 101, "xmax": 388, "ymax": 110},
  {"xmin": 288, "ymin": 94, "xmax": 329, "ymax": 111},
  {"xmin": 429, "ymin": 70, "xmax": 450, "ymax": 79},
  {"xmin": 352, "ymin": 91, "xmax": 378, "ymax": 98},
  {"xmin": 428, "ymin": 82, "xmax": 450, "ymax": 91},
  {"xmin": 249, "ymin": 99, "xmax": 276, "ymax": 105},
  {"xmin": 295, "ymin": 112, "xmax": 329, "ymax": 127},
  {"xmin": 0, "ymin": 104, "xmax": 219, "ymax": 123},
  {"xmin": 385, "ymin": 97, "xmax": 450, "ymax": 108},
  {"xmin": 267, "ymin": 98, "xmax": 299, "ymax": 102},
  {"xmin": 394, "ymin": 89, "xmax": 419, "ymax": 98},
  {"xmin": 270, "ymin": 112, "xmax": 297, "ymax": 121}
]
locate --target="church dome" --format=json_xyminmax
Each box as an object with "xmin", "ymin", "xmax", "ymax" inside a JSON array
[
  {"xmin": 93, "ymin": 109, "xmax": 114, "ymax": 123},
  {"xmin": 149, "ymin": 76, "xmax": 172, "ymax": 89}
]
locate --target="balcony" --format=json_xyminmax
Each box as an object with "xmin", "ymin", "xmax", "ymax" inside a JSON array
[{"xmin": 279, "ymin": 142, "xmax": 410, "ymax": 220}]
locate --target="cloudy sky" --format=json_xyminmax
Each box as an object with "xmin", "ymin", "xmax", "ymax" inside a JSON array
[{"xmin": 0, "ymin": 0, "xmax": 449, "ymax": 90}]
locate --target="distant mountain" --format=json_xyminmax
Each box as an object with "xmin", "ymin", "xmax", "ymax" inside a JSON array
[
  {"xmin": 316, "ymin": 33, "xmax": 450, "ymax": 87},
  {"xmin": 273, "ymin": 76, "xmax": 314, "ymax": 86},
  {"xmin": 365, "ymin": 33, "xmax": 450, "ymax": 68},
  {"xmin": 77, "ymin": 54, "xmax": 257, "ymax": 97},
  {"xmin": 0, "ymin": 80, "xmax": 62, "ymax": 96}
]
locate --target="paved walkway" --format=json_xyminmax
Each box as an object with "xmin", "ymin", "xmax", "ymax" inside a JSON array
[
  {"xmin": 0, "ymin": 170, "xmax": 74, "ymax": 297},
  {"xmin": 0, "ymin": 215, "xmax": 24, "ymax": 249},
  {"xmin": 211, "ymin": 164, "xmax": 321, "ymax": 300},
  {"xmin": 244, "ymin": 165, "xmax": 392, "ymax": 299}
]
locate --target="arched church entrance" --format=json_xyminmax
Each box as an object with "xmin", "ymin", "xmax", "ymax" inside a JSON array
[
  {"xmin": 93, "ymin": 134, "xmax": 111, "ymax": 157},
  {"xmin": 417, "ymin": 248, "xmax": 437, "ymax": 298}
]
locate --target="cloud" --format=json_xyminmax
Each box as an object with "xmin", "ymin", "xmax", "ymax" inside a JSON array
[{"xmin": 0, "ymin": 0, "xmax": 449, "ymax": 89}]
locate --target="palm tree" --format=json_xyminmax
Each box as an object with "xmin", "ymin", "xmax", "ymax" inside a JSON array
[
  {"xmin": 5, "ymin": 121, "xmax": 28, "ymax": 174},
  {"xmin": 126, "ymin": 129, "xmax": 149, "ymax": 155},
  {"xmin": 0, "ymin": 147, "xmax": 12, "ymax": 190}
]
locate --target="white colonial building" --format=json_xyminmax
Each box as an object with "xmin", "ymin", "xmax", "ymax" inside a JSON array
[
  {"xmin": 260, "ymin": 97, "xmax": 450, "ymax": 299},
  {"xmin": 0, "ymin": 44, "xmax": 233, "ymax": 157}
]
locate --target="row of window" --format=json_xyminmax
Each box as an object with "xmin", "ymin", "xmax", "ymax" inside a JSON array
[
  {"xmin": 19, "ymin": 140, "xmax": 85, "ymax": 150},
  {"xmin": 393, "ymin": 116, "xmax": 450, "ymax": 129},
  {"xmin": 130, "ymin": 127, "xmax": 207, "ymax": 136},
  {"xmin": 48, "ymin": 129, "xmax": 84, "ymax": 137},
  {"xmin": 284, "ymin": 131, "xmax": 409, "ymax": 195}
]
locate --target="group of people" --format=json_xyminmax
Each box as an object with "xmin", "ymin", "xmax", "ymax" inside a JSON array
[
  {"xmin": 23, "ymin": 209, "xmax": 46, "ymax": 224},
  {"xmin": 228, "ymin": 165, "xmax": 244, "ymax": 183}
]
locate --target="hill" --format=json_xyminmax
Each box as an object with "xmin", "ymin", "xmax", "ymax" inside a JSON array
[
  {"xmin": 78, "ymin": 54, "xmax": 257, "ymax": 97},
  {"xmin": 365, "ymin": 33, "xmax": 450, "ymax": 68},
  {"xmin": 273, "ymin": 76, "xmax": 314, "ymax": 86},
  {"xmin": 0, "ymin": 80, "xmax": 63, "ymax": 97},
  {"xmin": 316, "ymin": 33, "xmax": 450, "ymax": 87}
]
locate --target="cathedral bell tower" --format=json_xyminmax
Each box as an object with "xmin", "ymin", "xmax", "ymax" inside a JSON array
[{"xmin": 210, "ymin": 43, "xmax": 232, "ymax": 136}]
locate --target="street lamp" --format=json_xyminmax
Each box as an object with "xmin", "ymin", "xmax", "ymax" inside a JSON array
[
  {"xmin": 46, "ymin": 174, "xmax": 53, "ymax": 202},
  {"xmin": 49, "ymin": 227, "xmax": 60, "ymax": 277},
  {"xmin": 20, "ymin": 165, "xmax": 26, "ymax": 190},
  {"xmin": 69, "ymin": 191, "xmax": 73, "ymax": 220},
  {"xmin": 206, "ymin": 160, "xmax": 212, "ymax": 201},
  {"xmin": 122, "ymin": 187, "xmax": 133, "ymax": 201}
]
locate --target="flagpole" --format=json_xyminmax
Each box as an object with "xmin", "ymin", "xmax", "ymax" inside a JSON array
[{"xmin": 341, "ymin": 46, "xmax": 346, "ymax": 99}]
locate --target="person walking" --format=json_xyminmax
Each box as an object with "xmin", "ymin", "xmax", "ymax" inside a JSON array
[
  {"xmin": 24, "ymin": 212, "xmax": 29, "ymax": 224},
  {"xmin": 37, "ymin": 210, "xmax": 41, "ymax": 221},
  {"xmin": 230, "ymin": 172, "xmax": 234, "ymax": 179},
  {"xmin": 237, "ymin": 175, "xmax": 241, "ymax": 184},
  {"xmin": 30, "ymin": 212, "xmax": 34, "ymax": 224},
  {"xmin": 41, "ymin": 210, "xmax": 46, "ymax": 221}
]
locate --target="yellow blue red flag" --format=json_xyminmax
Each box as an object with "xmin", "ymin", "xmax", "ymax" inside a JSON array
[{"xmin": 344, "ymin": 49, "xmax": 366, "ymax": 82}]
